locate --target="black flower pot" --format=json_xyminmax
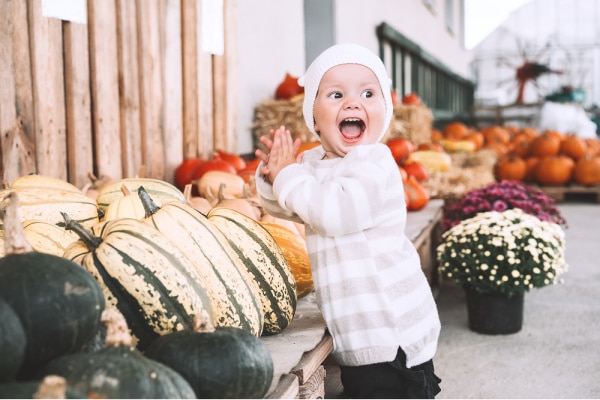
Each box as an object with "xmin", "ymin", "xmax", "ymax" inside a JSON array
[{"xmin": 464, "ymin": 288, "xmax": 524, "ymax": 334}]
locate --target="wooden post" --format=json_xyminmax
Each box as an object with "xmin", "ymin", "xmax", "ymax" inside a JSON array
[{"xmin": 29, "ymin": 0, "xmax": 67, "ymax": 180}]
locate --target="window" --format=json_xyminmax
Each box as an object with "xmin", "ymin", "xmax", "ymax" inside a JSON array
[
  {"xmin": 445, "ymin": 0, "xmax": 454, "ymax": 33},
  {"xmin": 423, "ymin": 0, "xmax": 436, "ymax": 12}
]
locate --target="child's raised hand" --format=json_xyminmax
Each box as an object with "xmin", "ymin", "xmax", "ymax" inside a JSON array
[{"xmin": 255, "ymin": 126, "xmax": 301, "ymax": 184}]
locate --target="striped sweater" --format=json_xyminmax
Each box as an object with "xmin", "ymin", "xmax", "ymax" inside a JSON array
[{"xmin": 256, "ymin": 143, "xmax": 440, "ymax": 368}]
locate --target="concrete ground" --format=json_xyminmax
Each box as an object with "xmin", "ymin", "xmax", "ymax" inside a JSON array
[{"xmin": 325, "ymin": 202, "xmax": 600, "ymax": 399}]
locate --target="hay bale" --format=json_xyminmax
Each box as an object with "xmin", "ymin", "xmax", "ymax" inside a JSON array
[
  {"xmin": 422, "ymin": 149, "xmax": 497, "ymax": 201},
  {"xmin": 252, "ymin": 95, "xmax": 314, "ymax": 152},
  {"xmin": 383, "ymin": 104, "xmax": 433, "ymax": 145}
]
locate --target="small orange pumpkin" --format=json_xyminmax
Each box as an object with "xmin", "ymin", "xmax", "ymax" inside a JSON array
[
  {"xmin": 404, "ymin": 176, "xmax": 430, "ymax": 211},
  {"xmin": 443, "ymin": 122, "xmax": 469, "ymax": 140},
  {"xmin": 494, "ymin": 154, "xmax": 527, "ymax": 181},
  {"xmin": 534, "ymin": 155, "xmax": 574, "ymax": 185},
  {"xmin": 560, "ymin": 134, "xmax": 587, "ymax": 160},
  {"xmin": 573, "ymin": 154, "xmax": 600, "ymax": 186},
  {"xmin": 528, "ymin": 133, "xmax": 561, "ymax": 158}
]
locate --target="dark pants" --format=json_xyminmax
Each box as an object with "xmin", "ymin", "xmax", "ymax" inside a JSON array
[{"xmin": 340, "ymin": 347, "xmax": 441, "ymax": 399}]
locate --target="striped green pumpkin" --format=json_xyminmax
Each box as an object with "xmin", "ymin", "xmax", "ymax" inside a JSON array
[
  {"xmin": 96, "ymin": 178, "xmax": 184, "ymax": 212},
  {"xmin": 207, "ymin": 207, "xmax": 297, "ymax": 335},
  {"xmin": 62, "ymin": 214, "xmax": 214, "ymax": 349},
  {"xmin": 0, "ymin": 188, "xmax": 99, "ymax": 229},
  {"xmin": 138, "ymin": 187, "xmax": 264, "ymax": 336},
  {"xmin": 0, "ymin": 220, "xmax": 78, "ymax": 258}
]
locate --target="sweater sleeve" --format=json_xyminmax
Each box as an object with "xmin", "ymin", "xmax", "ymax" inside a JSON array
[
  {"xmin": 273, "ymin": 144, "xmax": 400, "ymax": 237},
  {"xmin": 254, "ymin": 162, "xmax": 304, "ymax": 223}
]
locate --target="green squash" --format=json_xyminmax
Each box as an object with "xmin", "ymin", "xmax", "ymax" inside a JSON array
[
  {"xmin": 0, "ymin": 193, "xmax": 105, "ymax": 380},
  {"xmin": 40, "ymin": 309, "xmax": 195, "ymax": 399},
  {"xmin": 0, "ymin": 375, "xmax": 86, "ymax": 399},
  {"xmin": 144, "ymin": 313, "xmax": 274, "ymax": 399},
  {"xmin": 0, "ymin": 298, "xmax": 26, "ymax": 382}
]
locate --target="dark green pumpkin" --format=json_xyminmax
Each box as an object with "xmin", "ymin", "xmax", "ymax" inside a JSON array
[
  {"xmin": 0, "ymin": 375, "xmax": 86, "ymax": 399},
  {"xmin": 0, "ymin": 192, "xmax": 105, "ymax": 380},
  {"xmin": 0, "ymin": 298, "xmax": 26, "ymax": 382},
  {"xmin": 40, "ymin": 309, "xmax": 196, "ymax": 399},
  {"xmin": 144, "ymin": 319, "xmax": 274, "ymax": 399}
]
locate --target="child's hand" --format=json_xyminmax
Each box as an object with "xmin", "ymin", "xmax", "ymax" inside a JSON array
[{"xmin": 255, "ymin": 126, "xmax": 300, "ymax": 184}]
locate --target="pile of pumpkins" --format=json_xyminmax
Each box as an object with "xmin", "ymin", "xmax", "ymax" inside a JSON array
[
  {"xmin": 0, "ymin": 170, "xmax": 315, "ymax": 398},
  {"xmin": 384, "ymin": 136, "xmax": 452, "ymax": 212},
  {"xmin": 436, "ymin": 122, "xmax": 600, "ymax": 186}
]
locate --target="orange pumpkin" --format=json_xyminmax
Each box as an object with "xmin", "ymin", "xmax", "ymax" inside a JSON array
[
  {"xmin": 464, "ymin": 131, "xmax": 485, "ymax": 151},
  {"xmin": 482, "ymin": 126, "xmax": 511, "ymax": 145},
  {"xmin": 509, "ymin": 133, "xmax": 532, "ymax": 158},
  {"xmin": 494, "ymin": 154, "xmax": 527, "ymax": 181},
  {"xmin": 519, "ymin": 127, "xmax": 539, "ymax": 139},
  {"xmin": 386, "ymin": 138, "xmax": 416, "ymax": 164},
  {"xmin": 560, "ymin": 134, "xmax": 587, "ymax": 160},
  {"xmin": 404, "ymin": 176, "xmax": 430, "ymax": 211},
  {"xmin": 534, "ymin": 155, "xmax": 574, "ymax": 185},
  {"xmin": 573, "ymin": 154, "xmax": 600, "ymax": 186},
  {"xmin": 402, "ymin": 160, "xmax": 428, "ymax": 182},
  {"xmin": 528, "ymin": 133, "xmax": 561, "ymax": 158},
  {"xmin": 543, "ymin": 129, "xmax": 564, "ymax": 142},
  {"xmin": 584, "ymin": 138, "xmax": 600, "ymax": 157},
  {"xmin": 523, "ymin": 157, "xmax": 540, "ymax": 182},
  {"xmin": 443, "ymin": 122, "xmax": 469, "ymax": 140},
  {"xmin": 260, "ymin": 222, "xmax": 314, "ymax": 298},
  {"xmin": 296, "ymin": 141, "xmax": 321, "ymax": 157}
]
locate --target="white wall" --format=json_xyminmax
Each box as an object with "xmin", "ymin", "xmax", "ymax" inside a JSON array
[
  {"xmin": 233, "ymin": 0, "xmax": 306, "ymax": 154},
  {"xmin": 233, "ymin": 0, "xmax": 469, "ymax": 155},
  {"xmin": 334, "ymin": 0, "xmax": 469, "ymax": 77}
]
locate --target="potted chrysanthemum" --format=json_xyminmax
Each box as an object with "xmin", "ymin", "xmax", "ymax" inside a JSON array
[
  {"xmin": 441, "ymin": 180, "xmax": 566, "ymax": 232},
  {"xmin": 436, "ymin": 208, "xmax": 569, "ymax": 334}
]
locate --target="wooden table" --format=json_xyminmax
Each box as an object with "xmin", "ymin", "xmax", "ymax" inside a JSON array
[{"xmin": 263, "ymin": 199, "xmax": 444, "ymax": 399}]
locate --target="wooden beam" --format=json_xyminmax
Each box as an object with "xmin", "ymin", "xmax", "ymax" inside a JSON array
[
  {"xmin": 160, "ymin": 0, "xmax": 183, "ymax": 184},
  {"xmin": 29, "ymin": 0, "xmax": 67, "ymax": 180},
  {"xmin": 88, "ymin": 0, "xmax": 123, "ymax": 180},
  {"xmin": 137, "ymin": 0, "xmax": 164, "ymax": 179},
  {"xmin": 0, "ymin": 0, "xmax": 36, "ymax": 182},
  {"xmin": 64, "ymin": 21, "xmax": 94, "ymax": 188},
  {"xmin": 116, "ymin": 0, "xmax": 142, "ymax": 178},
  {"xmin": 181, "ymin": 0, "xmax": 199, "ymax": 159}
]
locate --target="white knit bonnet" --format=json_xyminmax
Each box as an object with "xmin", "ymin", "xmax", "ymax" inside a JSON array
[{"xmin": 297, "ymin": 43, "xmax": 393, "ymax": 142}]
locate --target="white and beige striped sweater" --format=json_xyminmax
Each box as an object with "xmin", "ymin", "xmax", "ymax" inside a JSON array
[{"xmin": 256, "ymin": 143, "xmax": 440, "ymax": 368}]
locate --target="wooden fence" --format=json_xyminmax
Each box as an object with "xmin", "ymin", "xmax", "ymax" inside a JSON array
[{"xmin": 0, "ymin": 0, "xmax": 236, "ymax": 188}]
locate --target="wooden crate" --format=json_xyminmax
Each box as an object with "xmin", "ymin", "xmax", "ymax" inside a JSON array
[
  {"xmin": 0, "ymin": 0, "xmax": 236, "ymax": 188},
  {"xmin": 536, "ymin": 184, "xmax": 600, "ymax": 203}
]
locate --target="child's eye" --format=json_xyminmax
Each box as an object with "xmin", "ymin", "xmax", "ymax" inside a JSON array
[
  {"xmin": 328, "ymin": 91, "xmax": 342, "ymax": 99},
  {"xmin": 361, "ymin": 90, "xmax": 374, "ymax": 99}
]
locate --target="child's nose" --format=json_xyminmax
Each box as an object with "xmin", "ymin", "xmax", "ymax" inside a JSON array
[{"xmin": 343, "ymin": 96, "xmax": 361, "ymax": 109}]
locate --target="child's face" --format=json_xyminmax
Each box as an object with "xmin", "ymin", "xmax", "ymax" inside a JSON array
[{"xmin": 313, "ymin": 64, "xmax": 386, "ymax": 159}]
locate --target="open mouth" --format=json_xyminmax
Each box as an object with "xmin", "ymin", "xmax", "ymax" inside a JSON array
[{"xmin": 339, "ymin": 118, "xmax": 365, "ymax": 141}]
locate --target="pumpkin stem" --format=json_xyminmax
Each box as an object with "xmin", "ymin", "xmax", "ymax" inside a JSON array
[
  {"xmin": 0, "ymin": 192, "xmax": 34, "ymax": 255},
  {"xmin": 217, "ymin": 182, "xmax": 227, "ymax": 202},
  {"xmin": 120, "ymin": 184, "xmax": 133, "ymax": 196},
  {"xmin": 33, "ymin": 375, "xmax": 68, "ymax": 399},
  {"xmin": 137, "ymin": 186, "xmax": 161, "ymax": 218},
  {"xmin": 62, "ymin": 212, "xmax": 103, "ymax": 250},
  {"xmin": 183, "ymin": 183, "xmax": 193, "ymax": 203},
  {"xmin": 193, "ymin": 310, "xmax": 216, "ymax": 333},
  {"xmin": 101, "ymin": 308, "xmax": 134, "ymax": 347}
]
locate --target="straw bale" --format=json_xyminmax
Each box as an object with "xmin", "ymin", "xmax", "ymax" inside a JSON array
[
  {"xmin": 252, "ymin": 95, "xmax": 314, "ymax": 152},
  {"xmin": 422, "ymin": 149, "xmax": 497, "ymax": 202},
  {"xmin": 383, "ymin": 104, "xmax": 433, "ymax": 145}
]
